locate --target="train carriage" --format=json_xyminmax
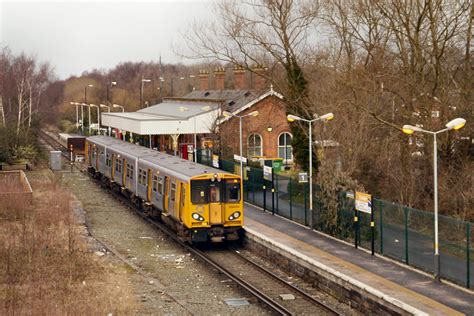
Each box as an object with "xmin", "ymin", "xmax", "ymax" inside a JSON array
[{"xmin": 85, "ymin": 136, "xmax": 244, "ymax": 243}]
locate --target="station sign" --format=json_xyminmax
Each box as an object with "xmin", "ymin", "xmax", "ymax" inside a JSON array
[
  {"xmin": 233, "ymin": 154, "xmax": 247, "ymax": 164},
  {"xmin": 346, "ymin": 191, "xmax": 355, "ymax": 199},
  {"xmin": 298, "ymin": 172, "xmax": 308, "ymax": 183},
  {"xmin": 263, "ymin": 165, "xmax": 272, "ymax": 181},
  {"xmin": 355, "ymin": 192, "xmax": 372, "ymax": 214}
]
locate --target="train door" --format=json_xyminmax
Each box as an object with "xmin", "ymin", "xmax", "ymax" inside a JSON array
[
  {"xmin": 122, "ymin": 158, "xmax": 127, "ymax": 187},
  {"xmin": 178, "ymin": 182, "xmax": 186, "ymax": 221},
  {"xmin": 147, "ymin": 169, "xmax": 153, "ymax": 202},
  {"xmin": 95, "ymin": 147, "xmax": 99, "ymax": 169},
  {"xmin": 111, "ymin": 154, "xmax": 115, "ymax": 181},
  {"xmin": 163, "ymin": 176, "xmax": 169, "ymax": 214},
  {"xmin": 169, "ymin": 179, "xmax": 177, "ymax": 217},
  {"xmin": 209, "ymin": 182, "xmax": 222, "ymax": 224}
]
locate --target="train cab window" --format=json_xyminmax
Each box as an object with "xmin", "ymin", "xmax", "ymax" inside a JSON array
[
  {"xmin": 191, "ymin": 180, "xmax": 209, "ymax": 204},
  {"xmin": 170, "ymin": 182, "xmax": 176, "ymax": 201},
  {"xmin": 209, "ymin": 183, "xmax": 221, "ymax": 202},
  {"xmin": 152, "ymin": 175, "xmax": 158, "ymax": 192},
  {"xmin": 224, "ymin": 179, "xmax": 241, "ymax": 202}
]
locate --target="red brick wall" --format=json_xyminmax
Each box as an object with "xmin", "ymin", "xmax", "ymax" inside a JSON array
[{"xmin": 220, "ymin": 95, "xmax": 291, "ymax": 159}]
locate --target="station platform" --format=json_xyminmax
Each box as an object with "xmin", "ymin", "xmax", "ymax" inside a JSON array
[{"xmin": 243, "ymin": 203, "xmax": 474, "ymax": 315}]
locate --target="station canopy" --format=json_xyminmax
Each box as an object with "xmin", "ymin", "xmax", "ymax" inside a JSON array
[{"xmin": 101, "ymin": 99, "xmax": 221, "ymax": 135}]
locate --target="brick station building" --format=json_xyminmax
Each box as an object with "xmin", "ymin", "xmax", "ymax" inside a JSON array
[{"xmin": 182, "ymin": 67, "xmax": 294, "ymax": 164}]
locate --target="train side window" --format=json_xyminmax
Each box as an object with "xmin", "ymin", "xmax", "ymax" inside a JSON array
[
  {"xmin": 157, "ymin": 177, "xmax": 164, "ymax": 194},
  {"xmin": 127, "ymin": 163, "xmax": 134, "ymax": 179},
  {"xmin": 191, "ymin": 180, "xmax": 209, "ymax": 204},
  {"xmin": 224, "ymin": 179, "xmax": 241, "ymax": 202},
  {"xmin": 106, "ymin": 154, "xmax": 112, "ymax": 167},
  {"xmin": 138, "ymin": 168, "xmax": 146, "ymax": 185},
  {"xmin": 115, "ymin": 158, "xmax": 122, "ymax": 173},
  {"xmin": 170, "ymin": 182, "xmax": 176, "ymax": 201},
  {"xmin": 152, "ymin": 175, "xmax": 158, "ymax": 192}
]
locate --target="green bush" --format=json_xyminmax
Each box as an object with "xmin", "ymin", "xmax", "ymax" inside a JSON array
[{"xmin": 58, "ymin": 119, "xmax": 77, "ymax": 133}]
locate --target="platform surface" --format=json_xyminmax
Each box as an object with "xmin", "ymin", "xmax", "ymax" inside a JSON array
[{"xmin": 243, "ymin": 203, "xmax": 474, "ymax": 315}]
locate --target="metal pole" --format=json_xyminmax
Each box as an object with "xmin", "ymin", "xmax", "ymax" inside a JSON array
[
  {"xmin": 194, "ymin": 115, "xmax": 197, "ymax": 162},
  {"xmin": 309, "ymin": 120, "xmax": 313, "ymax": 229},
  {"xmin": 75, "ymin": 104, "xmax": 79, "ymax": 129},
  {"xmin": 467, "ymin": 222, "xmax": 471, "ymax": 289},
  {"xmin": 140, "ymin": 78, "xmax": 144, "ymax": 109},
  {"xmin": 434, "ymin": 133, "xmax": 441, "ymax": 282},
  {"xmin": 107, "ymin": 107, "xmax": 111, "ymax": 136},
  {"xmin": 81, "ymin": 104, "xmax": 84, "ymax": 134},
  {"xmin": 88, "ymin": 105, "xmax": 91, "ymax": 134},
  {"xmin": 106, "ymin": 84, "xmax": 110, "ymax": 105},
  {"xmin": 239, "ymin": 116, "xmax": 243, "ymax": 180},
  {"xmin": 96, "ymin": 107, "xmax": 100, "ymax": 135}
]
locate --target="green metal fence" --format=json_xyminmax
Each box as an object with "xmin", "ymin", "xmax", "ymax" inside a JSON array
[{"xmin": 196, "ymin": 150, "xmax": 474, "ymax": 288}]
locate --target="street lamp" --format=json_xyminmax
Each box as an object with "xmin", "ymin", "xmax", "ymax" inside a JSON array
[
  {"xmin": 140, "ymin": 78, "xmax": 152, "ymax": 108},
  {"xmin": 402, "ymin": 117, "xmax": 466, "ymax": 282},
  {"xmin": 84, "ymin": 84, "xmax": 94, "ymax": 104},
  {"xmin": 100, "ymin": 104, "xmax": 111, "ymax": 136},
  {"xmin": 223, "ymin": 110, "xmax": 259, "ymax": 180},
  {"xmin": 287, "ymin": 112, "xmax": 334, "ymax": 229},
  {"xmin": 106, "ymin": 81, "xmax": 117, "ymax": 105},
  {"xmin": 90, "ymin": 104, "xmax": 100, "ymax": 134},
  {"xmin": 112, "ymin": 104, "xmax": 124, "ymax": 112}
]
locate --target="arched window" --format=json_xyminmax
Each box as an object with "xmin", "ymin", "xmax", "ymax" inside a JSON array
[
  {"xmin": 248, "ymin": 133, "xmax": 263, "ymax": 157},
  {"xmin": 278, "ymin": 132, "xmax": 293, "ymax": 162}
]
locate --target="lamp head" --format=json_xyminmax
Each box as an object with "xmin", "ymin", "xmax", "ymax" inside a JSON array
[
  {"xmin": 248, "ymin": 111, "xmax": 259, "ymax": 117},
  {"xmin": 445, "ymin": 118, "xmax": 466, "ymax": 131},
  {"xmin": 88, "ymin": 84, "xmax": 94, "ymax": 87},
  {"xmin": 112, "ymin": 104, "xmax": 122, "ymax": 108},
  {"xmin": 99, "ymin": 104, "xmax": 108, "ymax": 108},
  {"xmin": 402, "ymin": 125, "xmax": 423, "ymax": 135},
  {"xmin": 90, "ymin": 103, "xmax": 98, "ymax": 108},
  {"xmin": 222, "ymin": 111, "xmax": 233, "ymax": 118},
  {"xmin": 320, "ymin": 112, "xmax": 334, "ymax": 121},
  {"xmin": 287, "ymin": 114, "xmax": 301, "ymax": 122},
  {"xmin": 111, "ymin": 81, "xmax": 117, "ymax": 86}
]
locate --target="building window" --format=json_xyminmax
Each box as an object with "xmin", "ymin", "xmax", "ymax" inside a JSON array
[
  {"xmin": 248, "ymin": 133, "xmax": 262, "ymax": 157},
  {"xmin": 278, "ymin": 132, "xmax": 293, "ymax": 162}
]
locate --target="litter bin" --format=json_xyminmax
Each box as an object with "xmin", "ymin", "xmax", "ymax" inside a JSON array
[{"xmin": 50, "ymin": 151, "xmax": 62, "ymax": 171}]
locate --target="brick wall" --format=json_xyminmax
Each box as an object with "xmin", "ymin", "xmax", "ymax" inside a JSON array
[{"xmin": 220, "ymin": 95, "xmax": 291, "ymax": 159}]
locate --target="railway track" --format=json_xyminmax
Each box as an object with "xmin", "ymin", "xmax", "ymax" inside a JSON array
[
  {"xmin": 38, "ymin": 129, "xmax": 70, "ymax": 159},
  {"xmin": 41, "ymin": 131, "xmax": 341, "ymax": 315}
]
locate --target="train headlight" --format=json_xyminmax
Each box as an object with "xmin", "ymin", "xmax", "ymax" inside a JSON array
[
  {"xmin": 192, "ymin": 213, "xmax": 204, "ymax": 221},
  {"xmin": 228, "ymin": 211, "xmax": 241, "ymax": 220}
]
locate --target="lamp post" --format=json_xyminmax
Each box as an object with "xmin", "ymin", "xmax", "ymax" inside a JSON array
[
  {"xmin": 402, "ymin": 117, "xmax": 466, "ymax": 282},
  {"xmin": 223, "ymin": 110, "xmax": 259, "ymax": 180},
  {"xmin": 106, "ymin": 81, "xmax": 117, "ymax": 105},
  {"xmin": 140, "ymin": 78, "xmax": 152, "ymax": 108},
  {"xmin": 84, "ymin": 84, "xmax": 94, "ymax": 135},
  {"xmin": 287, "ymin": 112, "xmax": 334, "ymax": 229},
  {"xmin": 100, "ymin": 104, "xmax": 111, "ymax": 136},
  {"xmin": 90, "ymin": 104, "xmax": 100, "ymax": 134},
  {"xmin": 112, "ymin": 104, "xmax": 124, "ymax": 112}
]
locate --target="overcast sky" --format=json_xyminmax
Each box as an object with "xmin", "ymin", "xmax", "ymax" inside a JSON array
[{"xmin": 1, "ymin": 1, "xmax": 215, "ymax": 79}]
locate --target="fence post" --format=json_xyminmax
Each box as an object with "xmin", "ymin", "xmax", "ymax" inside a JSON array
[
  {"xmin": 354, "ymin": 209, "xmax": 359, "ymax": 249},
  {"xmin": 289, "ymin": 178, "xmax": 293, "ymax": 220},
  {"xmin": 276, "ymin": 173, "xmax": 279, "ymax": 214},
  {"xmin": 371, "ymin": 206, "xmax": 375, "ymax": 255},
  {"xmin": 467, "ymin": 222, "xmax": 471, "ymax": 289},
  {"xmin": 404, "ymin": 206, "xmax": 409, "ymax": 264},
  {"xmin": 271, "ymin": 176, "xmax": 275, "ymax": 215},
  {"xmin": 263, "ymin": 183, "xmax": 266, "ymax": 212},
  {"xmin": 304, "ymin": 182, "xmax": 308, "ymax": 226},
  {"xmin": 379, "ymin": 200, "xmax": 384, "ymax": 254}
]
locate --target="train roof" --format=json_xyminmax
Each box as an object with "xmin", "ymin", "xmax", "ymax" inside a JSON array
[{"xmin": 87, "ymin": 135, "xmax": 234, "ymax": 179}]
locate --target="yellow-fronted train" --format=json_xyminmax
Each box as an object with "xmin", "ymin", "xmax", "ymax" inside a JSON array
[{"xmin": 85, "ymin": 136, "xmax": 244, "ymax": 243}]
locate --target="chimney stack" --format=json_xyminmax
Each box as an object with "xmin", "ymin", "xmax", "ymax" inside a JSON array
[
  {"xmin": 214, "ymin": 67, "xmax": 225, "ymax": 90},
  {"xmin": 252, "ymin": 65, "xmax": 267, "ymax": 91},
  {"xmin": 233, "ymin": 65, "xmax": 246, "ymax": 90},
  {"xmin": 198, "ymin": 70, "xmax": 209, "ymax": 91}
]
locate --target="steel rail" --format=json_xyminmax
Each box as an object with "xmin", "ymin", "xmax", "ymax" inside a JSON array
[
  {"xmin": 229, "ymin": 249, "xmax": 341, "ymax": 315},
  {"xmin": 38, "ymin": 130, "xmax": 70, "ymax": 159}
]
